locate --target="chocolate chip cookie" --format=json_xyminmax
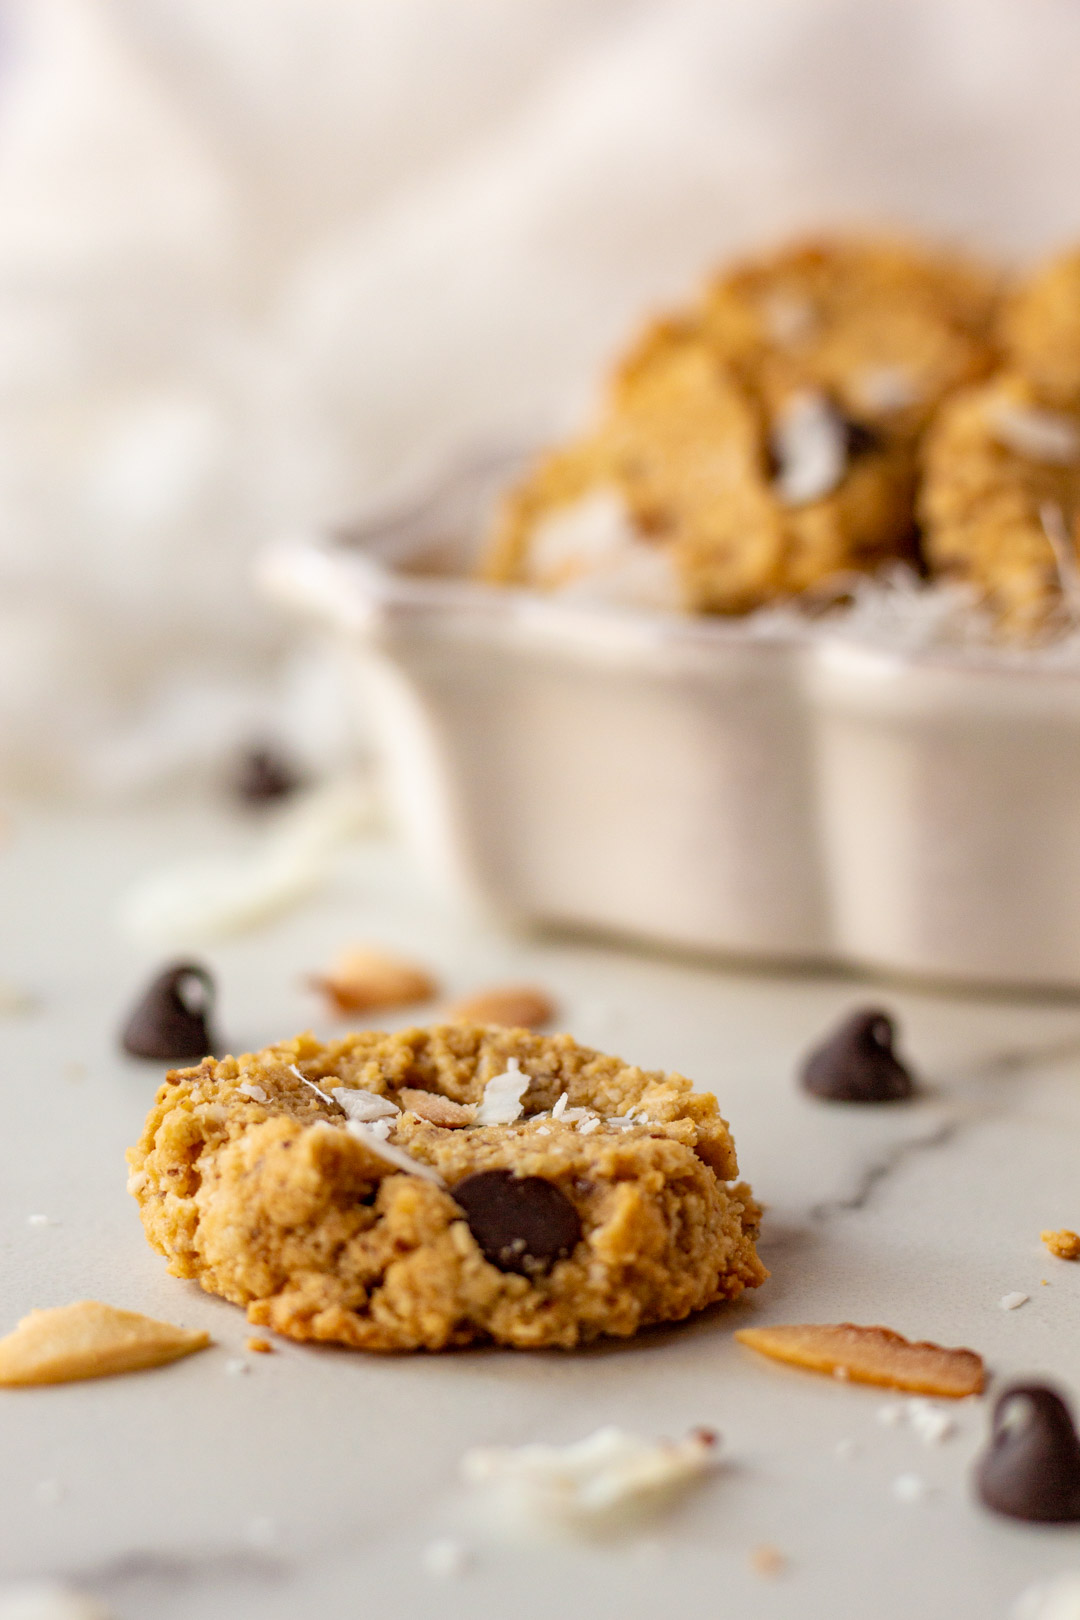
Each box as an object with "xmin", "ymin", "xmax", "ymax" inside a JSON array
[
  {"xmin": 919, "ymin": 373, "xmax": 1080, "ymax": 632},
  {"xmin": 127, "ymin": 1025, "xmax": 765, "ymax": 1351},
  {"xmin": 485, "ymin": 236, "xmax": 998, "ymax": 615}
]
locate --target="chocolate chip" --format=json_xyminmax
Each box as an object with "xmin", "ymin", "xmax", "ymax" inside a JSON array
[
  {"xmin": 799, "ymin": 1008, "xmax": 915, "ymax": 1103},
  {"xmin": 452, "ymin": 1169, "xmax": 582, "ymax": 1277},
  {"xmin": 121, "ymin": 962, "xmax": 220, "ymax": 1061},
  {"xmin": 975, "ymin": 1383, "xmax": 1080, "ymax": 1522},
  {"xmin": 232, "ymin": 744, "xmax": 303, "ymax": 806},
  {"xmin": 841, "ymin": 416, "xmax": 884, "ymax": 459}
]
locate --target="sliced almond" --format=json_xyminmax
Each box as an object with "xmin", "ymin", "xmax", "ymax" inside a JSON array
[
  {"xmin": 446, "ymin": 985, "xmax": 556, "ymax": 1029},
  {"xmin": 0, "ymin": 1301, "xmax": 210, "ymax": 1386},
  {"xmin": 309, "ymin": 947, "xmax": 437, "ymax": 1015},
  {"xmin": 1042, "ymin": 1227, "xmax": 1080, "ymax": 1260},
  {"xmin": 397, "ymin": 1088, "xmax": 475, "ymax": 1128},
  {"xmin": 735, "ymin": 1322, "xmax": 984, "ymax": 1398}
]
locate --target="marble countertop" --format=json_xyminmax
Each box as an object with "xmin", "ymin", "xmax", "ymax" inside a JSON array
[{"xmin": 2, "ymin": 801, "xmax": 1079, "ymax": 1619}]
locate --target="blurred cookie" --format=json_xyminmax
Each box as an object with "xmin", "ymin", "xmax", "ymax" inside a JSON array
[
  {"xmin": 1000, "ymin": 245, "xmax": 1080, "ymax": 409},
  {"xmin": 919, "ymin": 373, "xmax": 1080, "ymax": 632},
  {"xmin": 486, "ymin": 236, "xmax": 999, "ymax": 614}
]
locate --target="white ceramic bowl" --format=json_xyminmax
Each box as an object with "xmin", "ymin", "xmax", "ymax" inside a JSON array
[{"xmin": 260, "ymin": 456, "xmax": 1080, "ymax": 991}]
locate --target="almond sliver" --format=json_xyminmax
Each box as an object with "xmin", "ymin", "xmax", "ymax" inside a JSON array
[
  {"xmin": 0, "ymin": 1301, "xmax": 210, "ymax": 1386},
  {"xmin": 310, "ymin": 948, "xmax": 436, "ymax": 1015},
  {"xmin": 735, "ymin": 1322, "xmax": 984, "ymax": 1398},
  {"xmin": 397, "ymin": 1088, "xmax": 475, "ymax": 1128},
  {"xmin": 446, "ymin": 986, "xmax": 556, "ymax": 1029}
]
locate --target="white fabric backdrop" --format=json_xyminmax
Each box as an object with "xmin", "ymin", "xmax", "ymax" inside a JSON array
[{"xmin": 4, "ymin": 0, "xmax": 1080, "ymax": 791}]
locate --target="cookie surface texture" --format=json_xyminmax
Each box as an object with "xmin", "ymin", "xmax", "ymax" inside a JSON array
[
  {"xmin": 127, "ymin": 1025, "xmax": 766, "ymax": 1351},
  {"xmin": 485, "ymin": 235, "xmax": 998, "ymax": 614}
]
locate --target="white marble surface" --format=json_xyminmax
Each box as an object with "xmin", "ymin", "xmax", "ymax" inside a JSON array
[{"xmin": 1, "ymin": 802, "xmax": 1079, "ymax": 1619}]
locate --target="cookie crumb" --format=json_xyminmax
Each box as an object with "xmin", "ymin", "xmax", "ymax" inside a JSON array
[
  {"xmin": 421, "ymin": 1538, "xmax": 470, "ymax": 1579},
  {"xmin": 245, "ymin": 1337, "xmax": 273, "ymax": 1354},
  {"xmin": 0, "ymin": 983, "xmax": 37, "ymax": 1017},
  {"xmin": 309, "ymin": 947, "xmax": 436, "ymax": 1016},
  {"xmin": 446, "ymin": 986, "xmax": 556, "ymax": 1030},
  {"xmin": 1042, "ymin": 1229, "xmax": 1080, "ymax": 1261},
  {"xmin": 0, "ymin": 1302, "xmax": 209, "ymax": 1386},
  {"xmin": 1000, "ymin": 1292, "xmax": 1029, "ymax": 1311},
  {"xmin": 749, "ymin": 1543, "xmax": 786, "ymax": 1579}
]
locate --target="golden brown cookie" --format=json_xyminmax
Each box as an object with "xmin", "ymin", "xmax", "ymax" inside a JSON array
[
  {"xmin": 1000, "ymin": 246, "xmax": 1080, "ymax": 409},
  {"xmin": 919, "ymin": 373, "xmax": 1080, "ymax": 633},
  {"xmin": 127, "ymin": 1025, "xmax": 765, "ymax": 1352},
  {"xmin": 485, "ymin": 236, "xmax": 999, "ymax": 615}
]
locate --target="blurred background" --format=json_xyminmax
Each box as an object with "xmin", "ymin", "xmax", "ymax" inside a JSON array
[{"xmin": 5, "ymin": 0, "xmax": 1080, "ymax": 799}]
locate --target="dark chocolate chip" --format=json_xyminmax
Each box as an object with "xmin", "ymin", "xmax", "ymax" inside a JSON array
[
  {"xmin": 121, "ymin": 962, "xmax": 220, "ymax": 1062},
  {"xmin": 975, "ymin": 1383, "xmax": 1080, "ymax": 1522},
  {"xmin": 800, "ymin": 1007, "xmax": 915, "ymax": 1103},
  {"xmin": 841, "ymin": 416, "xmax": 884, "ymax": 459},
  {"xmin": 232, "ymin": 744, "xmax": 303, "ymax": 806},
  {"xmin": 452, "ymin": 1169, "xmax": 582, "ymax": 1277}
]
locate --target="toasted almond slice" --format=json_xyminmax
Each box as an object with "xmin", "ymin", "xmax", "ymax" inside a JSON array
[
  {"xmin": 1042, "ymin": 1227, "xmax": 1080, "ymax": 1260},
  {"xmin": 446, "ymin": 985, "xmax": 556, "ymax": 1029},
  {"xmin": 397, "ymin": 1088, "xmax": 475, "ymax": 1128},
  {"xmin": 0, "ymin": 1301, "xmax": 210, "ymax": 1386},
  {"xmin": 735, "ymin": 1322, "xmax": 984, "ymax": 1398},
  {"xmin": 309, "ymin": 947, "xmax": 437, "ymax": 1015}
]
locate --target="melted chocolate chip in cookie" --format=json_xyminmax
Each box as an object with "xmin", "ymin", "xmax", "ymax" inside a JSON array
[
  {"xmin": 453, "ymin": 1170, "xmax": 582, "ymax": 1277},
  {"xmin": 800, "ymin": 1007, "xmax": 915, "ymax": 1103},
  {"xmin": 975, "ymin": 1383, "xmax": 1080, "ymax": 1522},
  {"xmin": 121, "ymin": 962, "xmax": 220, "ymax": 1062}
]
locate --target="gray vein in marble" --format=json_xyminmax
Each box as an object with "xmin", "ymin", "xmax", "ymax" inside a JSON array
[{"xmin": 807, "ymin": 1029, "xmax": 1080, "ymax": 1223}]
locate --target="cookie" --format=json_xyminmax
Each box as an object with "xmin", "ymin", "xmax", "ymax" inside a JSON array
[
  {"xmin": 127, "ymin": 1025, "xmax": 766, "ymax": 1351},
  {"xmin": 485, "ymin": 236, "xmax": 998, "ymax": 615},
  {"xmin": 919, "ymin": 373, "xmax": 1080, "ymax": 633},
  {"xmin": 1000, "ymin": 246, "xmax": 1080, "ymax": 410}
]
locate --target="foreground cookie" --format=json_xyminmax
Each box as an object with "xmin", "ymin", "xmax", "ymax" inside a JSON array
[
  {"xmin": 127, "ymin": 1026, "xmax": 765, "ymax": 1351},
  {"xmin": 486, "ymin": 235, "xmax": 997, "ymax": 614}
]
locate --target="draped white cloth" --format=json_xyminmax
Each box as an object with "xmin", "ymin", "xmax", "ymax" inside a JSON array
[{"xmin": 3, "ymin": 0, "xmax": 1080, "ymax": 790}]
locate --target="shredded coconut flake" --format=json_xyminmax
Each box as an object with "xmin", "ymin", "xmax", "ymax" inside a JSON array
[
  {"xmin": 1000, "ymin": 1292, "xmax": 1029, "ymax": 1311},
  {"xmin": 236, "ymin": 1082, "xmax": 269, "ymax": 1104},
  {"xmin": 772, "ymin": 390, "xmax": 848, "ymax": 505},
  {"xmin": 991, "ymin": 402, "xmax": 1080, "ymax": 464},
  {"xmin": 834, "ymin": 1439, "xmax": 859, "ymax": 1461},
  {"xmin": 854, "ymin": 365, "xmax": 921, "ymax": 413},
  {"xmin": 551, "ymin": 1092, "xmax": 569, "ymax": 1120},
  {"xmin": 460, "ymin": 1425, "xmax": 718, "ymax": 1530},
  {"xmin": 892, "ymin": 1473, "xmax": 928, "ymax": 1503},
  {"xmin": 906, "ymin": 1399, "xmax": 955, "ymax": 1446},
  {"xmin": 0, "ymin": 1585, "xmax": 112, "ymax": 1620},
  {"xmin": 330, "ymin": 1087, "xmax": 400, "ymax": 1124},
  {"xmin": 476, "ymin": 1057, "xmax": 530, "ymax": 1126},
  {"xmin": 527, "ymin": 489, "xmax": 681, "ymax": 610},
  {"xmin": 344, "ymin": 1121, "xmax": 445, "ymax": 1184},
  {"xmin": 577, "ymin": 1117, "xmax": 601, "ymax": 1135},
  {"xmin": 1014, "ymin": 1571, "xmax": 1080, "ymax": 1620},
  {"xmin": 26, "ymin": 1215, "xmax": 54, "ymax": 1228},
  {"xmin": 421, "ymin": 1538, "xmax": 470, "ymax": 1579},
  {"xmin": 224, "ymin": 1358, "xmax": 250, "ymax": 1376}
]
